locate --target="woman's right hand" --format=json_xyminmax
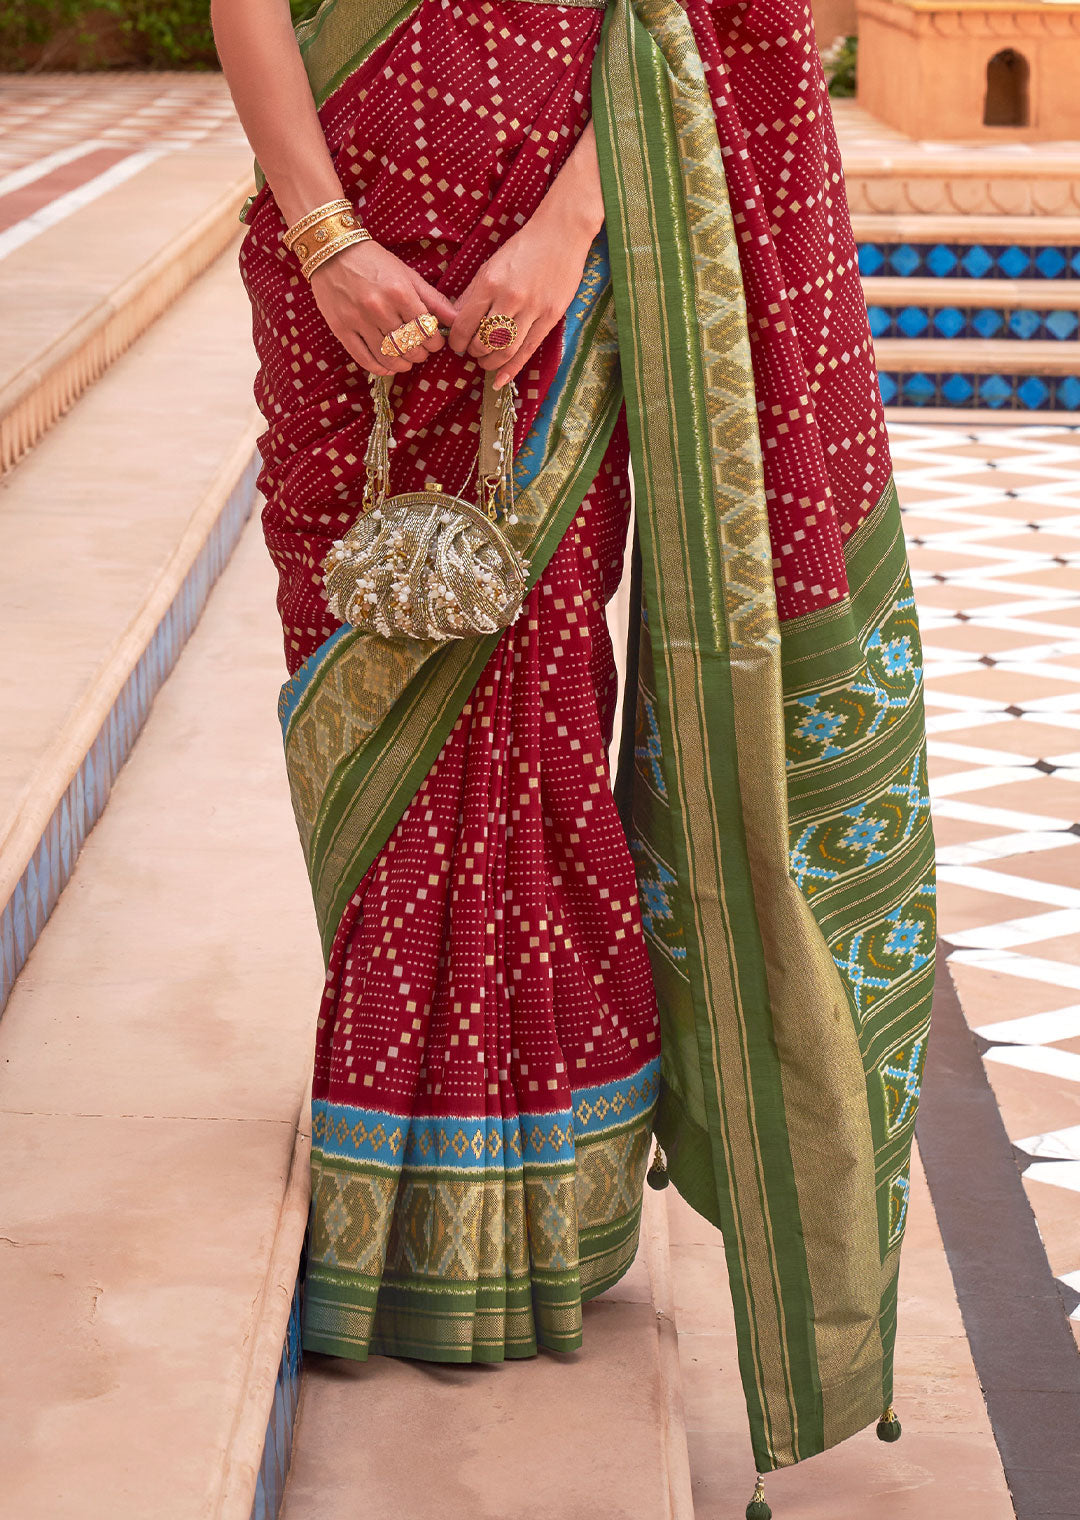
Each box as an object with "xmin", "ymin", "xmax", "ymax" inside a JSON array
[{"xmin": 308, "ymin": 239, "xmax": 459, "ymax": 377}]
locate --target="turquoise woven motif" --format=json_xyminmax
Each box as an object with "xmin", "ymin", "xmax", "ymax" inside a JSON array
[
  {"xmin": 829, "ymin": 879, "xmax": 936, "ymax": 1021},
  {"xmin": 789, "ymin": 750, "xmax": 931, "ymax": 896},
  {"xmin": 879, "ymin": 1030, "xmax": 930, "ymax": 1137},
  {"xmin": 887, "ymin": 1167, "xmax": 911, "ymax": 1246},
  {"xmin": 630, "ymin": 836, "xmax": 687, "ymax": 972},
  {"xmin": 634, "ymin": 688, "xmax": 667, "ymax": 801},
  {"xmin": 785, "ymin": 581, "xmax": 923, "ymax": 769}
]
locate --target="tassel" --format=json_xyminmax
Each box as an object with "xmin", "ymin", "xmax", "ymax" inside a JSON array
[
  {"xmin": 745, "ymin": 1474, "xmax": 772, "ymax": 1519},
  {"xmin": 876, "ymin": 1405, "xmax": 902, "ymax": 1443},
  {"xmin": 363, "ymin": 374, "xmax": 394, "ymax": 511},
  {"xmin": 646, "ymin": 1141, "xmax": 670, "ymax": 1190}
]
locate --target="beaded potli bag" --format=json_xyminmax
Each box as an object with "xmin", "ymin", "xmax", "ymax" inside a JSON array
[{"xmin": 322, "ymin": 372, "xmax": 530, "ymax": 642}]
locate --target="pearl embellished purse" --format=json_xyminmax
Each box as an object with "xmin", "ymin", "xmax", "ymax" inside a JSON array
[{"xmin": 322, "ymin": 372, "xmax": 530, "ymax": 642}]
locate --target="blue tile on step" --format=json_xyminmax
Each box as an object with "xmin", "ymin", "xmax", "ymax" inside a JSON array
[
  {"xmin": 1007, "ymin": 308, "xmax": 1042, "ymax": 340},
  {"xmin": 972, "ymin": 307, "xmax": 1004, "ymax": 339},
  {"xmin": 961, "ymin": 245, "xmax": 994, "ymax": 278},
  {"xmin": 868, "ymin": 306, "xmax": 891, "ymax": 337},
  {"xmin": 997, "ymin": 245, "xmax": 1030, "ymax": 280},
  {"xmin": 888, "ymin": 244, "xmax": 921, "ymax": 277},
  {"xmin": 1046, "ymin": 310, "xmax": 1079, "ymax": 341},
  {"xmin": 901, "ymin": 372, "xmax": 937, "ymax": 404},
  {"xmin": 898, "ymin": 306, "xmax": 930, "ymax": 337},
  {"xmin": 932, "ymin": 307, "xmax": 966, "ymax": 339},
  {"xmin": 1035, "ymin": 246, "xmax": 1067, "ymax": 278},
  {"xmin": 926, "ymin": 243, "xmax": 957, "ymax": 277},
  {"xmin": 979, "ymin": 373, "xmax": 1015, "ymax": 408},
  {"xmin": 1057, "ymin": 375, "xmax": 1080, "ymax": 410},
  {"xmin": 1017, "ymin": 376, "xmax": 1050, "ymax": 409},
  {"xmin": 941, "ymin": 373, "xmax": 975, "ymax": 405},
  {"xmin": 878, "ymin": 372, "xmax": 898, "ymax": 406}
]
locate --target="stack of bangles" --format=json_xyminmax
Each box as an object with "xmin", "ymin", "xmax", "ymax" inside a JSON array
[
  {"xmin": 282, "ymin": 197, "xmax": 371, "ymax": 281},
  {"xmin": 282, "ymin": 198, "xmax": 521, "ymax": 362}
]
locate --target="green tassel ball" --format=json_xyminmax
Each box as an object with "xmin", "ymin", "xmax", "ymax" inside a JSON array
[
  {"xmin": 877, "ymin": 1407, "xmax": 902, "ymax": 1443},
  {"xmin": 746, "ymin": 1476, "xmax": 771, "ymax": 1519},
  {"xmin": 646, "ymin": 1143, "xmax": 670, "ymax": 1190}
]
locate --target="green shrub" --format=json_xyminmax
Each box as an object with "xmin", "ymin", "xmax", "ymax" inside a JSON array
[
  {"xmin": 0, "ymin": 0, "xmax": 218, "ymax": 69},
  {"xmin": 822, "ymin": 33, "xmax": 858, "ymax": 99}
]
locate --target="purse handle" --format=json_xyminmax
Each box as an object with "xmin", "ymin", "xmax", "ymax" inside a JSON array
[{"xmin": 362, "ymin": 370, "xmax": 518, "ymax": 522}]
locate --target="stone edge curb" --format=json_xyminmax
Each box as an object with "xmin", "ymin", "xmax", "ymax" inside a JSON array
[
  {"xmin": 0, "ymin": 422, "xmax": 263, "ymax": 1015},
  {"xmin": 217, "ymin": 1107, "xmax": 312, "ymax": 1520},
  {"xmin": 642, "ymin": 1184, "xmax": 696, "ymax": 1520},
  {"xmin": 0, "ymin": 170, "xmax": 253, "ymax": 474}
]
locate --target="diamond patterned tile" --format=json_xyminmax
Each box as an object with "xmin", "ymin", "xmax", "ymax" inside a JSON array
[{"xmin": 895, "ymin": 419, "xmax": 1080, "ymax": 1327}]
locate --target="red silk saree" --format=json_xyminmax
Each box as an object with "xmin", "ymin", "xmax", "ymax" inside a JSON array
[{"xmin": 238, "ymin": 0, "xmax": 936, "ymax": 1479}]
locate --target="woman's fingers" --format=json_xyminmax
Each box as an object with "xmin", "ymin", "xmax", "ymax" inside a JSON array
[
  {"xmin": 414, "ymin": 276, "xmax": 458, "ymax": 331},
  {"xmin": 492, "ymin": 317, "xmax": 551, "ymax": 390},
  {"xmin": 447, "ymin": 287, "xmax": 493, "ymax": 356}
]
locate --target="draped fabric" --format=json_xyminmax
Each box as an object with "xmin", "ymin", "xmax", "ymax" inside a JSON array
[{"xmin": 237, "ymin": 0, "xmax": 935, "ymax": 1475}]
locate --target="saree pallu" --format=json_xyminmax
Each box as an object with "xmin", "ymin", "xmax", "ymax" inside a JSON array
[{"xmin": 238, "ymin": 0, "xmax": 936, "ymax": 1478}]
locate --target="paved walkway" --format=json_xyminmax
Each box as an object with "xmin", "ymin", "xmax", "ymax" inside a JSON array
[
  {"xmin": 0, "ymin": 73, "xmax": 246, "ymax": 257},
  {"xmin": 894, "ymin": 420, "xmax": 1080, "ymax": 1347}
]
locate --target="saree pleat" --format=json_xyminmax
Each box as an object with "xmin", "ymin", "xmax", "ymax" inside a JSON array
[
  {"xmin": 238, "ymin": 0, "xmax": 935, "ymax": 1477},
  {"xmin": 240, "ymin": 0, "xmax": 661, "ymax": 1366}
]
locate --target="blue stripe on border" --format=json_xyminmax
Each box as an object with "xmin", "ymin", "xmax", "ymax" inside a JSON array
[{"xmin": 312, "ymin": 1056, "xmax": 659, "ymax": 1170}]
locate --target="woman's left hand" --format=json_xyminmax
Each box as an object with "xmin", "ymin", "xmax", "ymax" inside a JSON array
[{"xmin": 446, "ymin": 122, "xmax": 605, "ymax": 390}]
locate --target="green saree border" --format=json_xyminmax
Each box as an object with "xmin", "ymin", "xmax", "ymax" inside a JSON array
[{"xmin": 594, "ymin": 0, "xmax": 934, "ymax": 1472}]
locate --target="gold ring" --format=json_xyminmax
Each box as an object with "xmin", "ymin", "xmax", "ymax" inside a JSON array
[
  {"xmin": 380, "ymin": 311, "xmax": 439, "ymax": 358},
  {"xmin": 477, "ymin": 314, "xmax": 518, "ymax": 352}
]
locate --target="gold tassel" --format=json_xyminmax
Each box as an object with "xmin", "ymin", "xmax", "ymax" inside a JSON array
[
  {"xmin": 646, "ymin": 1141, "xmax": 670, "ymax": 1190},
  {"xmin": 876, "ymin": 1404, "xmax": 902, "ymax": 1442},
  {"xmin": 745, "ymin": 1474, "xmax": 771, "ymax": 1519},
  {"xmin": 363, "ymin": 373, "xmax": 393, "ymax": 511}
]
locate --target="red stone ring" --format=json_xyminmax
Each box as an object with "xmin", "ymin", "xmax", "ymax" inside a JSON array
[{"xmin": 477, "ymin": 314, "xmax": 518, "ymax": 353}]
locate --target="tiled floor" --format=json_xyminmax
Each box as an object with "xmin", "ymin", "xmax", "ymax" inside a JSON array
[
  {"xmin": 893, "ymin": 420, "xmax": 1080, "ymax": 1341},
  {"xmin": 0, "ymin": 73, "xmax": 247, "ymax": 258}
]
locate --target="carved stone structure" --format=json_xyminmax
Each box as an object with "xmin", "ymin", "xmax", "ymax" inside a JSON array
[
  {"xmin": 813, "ymin": 0, "xmax": 858, "ymax": 44},
  {"xmin": 856, "ymin": 0, "xmax": 1080, "ymax": 140}
]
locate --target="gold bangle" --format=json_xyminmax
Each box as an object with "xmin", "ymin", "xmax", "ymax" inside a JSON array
[
  {"xmin": 301, "ymin": 228, "xmax": 372, "ymax": 280},
  {"xmin": 282, "ymin": 197, "xmax": 352, "ymax": 250},
  {"xmin": 291, "ymin": 212, "xmax": 366, "ymax": 264}
]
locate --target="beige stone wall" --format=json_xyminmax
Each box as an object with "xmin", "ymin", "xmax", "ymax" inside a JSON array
[
  {"xmin": 814, "ymin": 0, "xmax": 859, "ymax": 45},
  {"xmin": 856, "ymin": 0, "xmax": 1080, "ymax": 140}
]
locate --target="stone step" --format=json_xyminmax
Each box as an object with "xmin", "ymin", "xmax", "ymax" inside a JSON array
[
  {"xmin": 0, "ymin": 143, "xmax": 253, "ymax": 473},
  {"xmin": 863, "ymin": 277, "xmax": 1080, "ymax": 312},
  {"xmin": 0, "ymin": 249, "xmax": 262, "ymax": 1015},
  {"xmin": 852, "ymin": 214, "xmax": 1080, "ymax": 251},
  {"xmin": 0, "ymin": 513, "xmax": 319, "ymax": 1520},
  {"xmin": 666, "ymin": 1153, "xmax": 1014, "ymax": 1515},
  {"xmin": 874, "ymin": 339, "xmax": 1080, "ymax": 414},
  {"xmin": 279, "ymin": 1185, "xmax": 694, "ymax": 1520}
]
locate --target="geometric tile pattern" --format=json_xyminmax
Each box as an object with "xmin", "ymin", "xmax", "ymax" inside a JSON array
[
  {"xmin": 869, "ymin": 305, "xmax": 1079, "ymax": 343},
  {"xmin": 860, "ymin": 242, "xmax": 1080, "ymax": 281},
  {"xmin": 879, "ymin": 372, "xmax": 1080, "ymax": 412},
  {"xmin": 0, "ymin": 451, "xmax": 259, "ymax": 1017},
  {"xmin": 0, "ymin": 73, "xmax": 246, "ymax": 183},
  {"xmin": 893, "ymin": 419, "xmax": 1080, "ymax": 1341},
  {"xmin": 250, "ymin": 1267, "xmax": 304, "ymax": 1520}
]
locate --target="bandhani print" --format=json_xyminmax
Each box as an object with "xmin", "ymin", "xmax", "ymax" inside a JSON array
[{"xmin": 238, "ymin": 0, "xmax": 936, "ymax": 1481}]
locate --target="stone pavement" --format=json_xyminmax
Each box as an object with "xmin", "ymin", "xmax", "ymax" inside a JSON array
[
  {"xmin": 894, "ymin": 420, "xmax": 1080, "ymax": 1350},
  {"xmin": 0, "ymin": 73, "xmax": 246, "ymax": 256}
]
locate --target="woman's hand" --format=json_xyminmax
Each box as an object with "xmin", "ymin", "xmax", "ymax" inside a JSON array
[
  {"xmin": 447, "ymin": 121, "xmax": 605, "ymax": 389},
  {"xmin": 309, "ymin": 239, "xmax": 459, "ymax": 377}
]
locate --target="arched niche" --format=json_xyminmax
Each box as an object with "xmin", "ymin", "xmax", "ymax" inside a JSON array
[{"xmin": 983, "ymin": 48, "xmax": 1031, "ymax": 128}]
